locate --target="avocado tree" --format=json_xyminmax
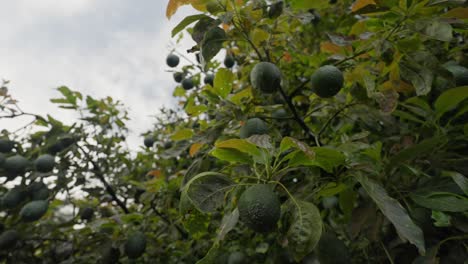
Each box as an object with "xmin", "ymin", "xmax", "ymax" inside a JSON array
[{"xmin": 1, "ymin": 0, "xmax": 468, "ymax": 263}]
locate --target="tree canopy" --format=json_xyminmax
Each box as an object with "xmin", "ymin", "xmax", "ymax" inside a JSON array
[{"xmin": 1, "ymin": 0, "xmax": 468, "ymax": 263}]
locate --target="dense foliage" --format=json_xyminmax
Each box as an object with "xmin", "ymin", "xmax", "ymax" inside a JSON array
[{"xmin": 1, "ymin": 0, "xmax": 468, "ymax": 263}]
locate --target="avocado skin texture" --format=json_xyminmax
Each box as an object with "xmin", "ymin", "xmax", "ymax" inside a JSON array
[
  {"xmin": 224, "ymin": 55, "xmax": 235, "ymax": 68},
  {"xmin": 0, "ymin": 230, "xmax": 19, "ymax": 250},
  {"xmin": 102, "ymin": 246, "xmax": 121, "ymax": 264},
  {"xmin": 0, "ymin": 153, "xmax": 5, "ymax": 167},
  {"xmin": 125, "ymin": 231, "xmax": 147, "ymax": 259},
  {"xmin": 166, "ymin": 54, "xmax": 180, "ymax": 68},
  {"xmin": 446, "ymin": 65, "xmax": 468, "ymax": 86},
  {"xmin": 143, "ymin": 136, "xmax": 154, "ymax": 148},
  {"xmin": 311, "ymin": 65, "xmax": 344, "ymax": 98},
  {"xmin": 28, "ymin": 182, "xmax": 49, "ymax": 201},
  {"xmin": 35, "ymin": 154, "xmax": 55, "ymax": 173},
  {"xmin": 272, "ymin": 108, "xmax": 288, "ymax": 119},
  {"xmin": 3, "ymin": 155, "xmax": 29, "ymax": 175},
  {"xmin": 228, "ymin": 251, "xmax": 246, "ymax": 264},
  {"xmin": 2, "ymin": 187, "xmax": 27, "ymax": 209},
  {"xmin": 182, "ymin": 78, "xmax": 194, "ymax": 90},
  {"xmin": 0, "ymin": 139, "xmax": 14, "ymax": 153},
  {"xmin": 20, "ymin": 200, "xmax": 49, "ymax": 222},
  {"xmin": 238, "ymin": 184, "xmax": 281, "ymax": 232},
  {"xmin": 239, "ymin": 118, "xmax": 268, "ymax": 139},
  {"xmin": 173, "ymin": 72, "xmax": 184, "ymax": 83},
  {"xmin": 268, "ymin": 1, "xmax": 283, "ymax": 18},
  {"xmin": 204, "ymin": 74, "xmax": 215, "ymax": 86},
  {"xmin": 316, "ymin": 232, "xmax": 349, "ymax": 264},
  {"xmin": 250, "ymin": 62, "xmax": 282, "ymax": 93},
  {"xmin": 80, "ymin": 207, "xmax": 94, "ymax": 221}
]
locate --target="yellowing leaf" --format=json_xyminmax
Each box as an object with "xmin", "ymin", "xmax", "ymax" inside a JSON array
[
  {"xmin": 146, "ymin": 170, "xmax": 162, "ymax": 178},
  {"xmin": 166, "ymin": 0, "xmax": 208, "ymax": 19},
  {"xmin": 351, "ymin": 0, "xmax": 377, "ymax": 13},
  {"xmin": 171, "ymin": 128, "xmax": 194, "ymax": 141},
  {"xmin": 320, "ymin": 41, "xmax": 342, "ymax": 54},
  {"xmin": 442, "ymin": 7, "xmax": 468, "ymax": 19},
  {"xmin": 381, "ymin": 80, "xmax": 413, "ymax": 93},
  {"xmin": 189, "ymin": 142, "xmax": 204, "ymax": 157}
]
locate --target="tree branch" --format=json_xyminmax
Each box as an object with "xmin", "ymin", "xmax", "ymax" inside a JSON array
[{"xmin": 278, "ymin": 85, "xmax": 318, "ymax": 144}]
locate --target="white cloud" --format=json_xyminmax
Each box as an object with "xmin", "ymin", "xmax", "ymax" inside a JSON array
[{"xmin": 0, "ymin": 2, "xmax": 200, "ymax": 149}]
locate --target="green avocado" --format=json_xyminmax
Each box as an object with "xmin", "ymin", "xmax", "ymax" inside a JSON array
[
  {"xmin": 101, "ymin": 246, "xmax": 121, "ymax": 264},
  {"xmin": 311, "ymin": 65, "xmax": 344, "ymax": 98},
  {"xmin": 125, "ymin": 231, "xmax": 147, "ymax": 259},
  {"xmin": 316, "ymin": 232, "xmax": 350, "ymax": 264},
  {"xmin": 250, "ymin": 62, "xmax": 282, "ymax": 93},
  {"xmin": 268, "ymin": 1, "xmax": 284, "ymax": 18},
  {"xmin": 0, "ymin": 153, "xmax": 5, "ymax": 167},
  {"xmin": 446, "ymin": 64, "xmax": 468, "ymax": 86},
  {"xmin": 224, "ymin": 54, "xmax": 235, "ymax": 68},
  {"xmin": 2, "ymin": 187, "xmax": 27, "ymax": 209},
  {"xmin": 3, "ymin": 155, "xmax": 29, "ymax": 175},
  {"xmin": 182, "ymin": 78, "xmax": 194, "ymax": 90},
  {"xmin": 80, "ymin": 207, "xmax": 94, "ymax": 221},
  {"xmin": 228, "ymin": 251, "xmax": 246, "ymax": 264},
  {"xmin": 0, "ymin": 230, "xmax": 19, "ymax": 250},
  {"xmin": 166, "ymin": 54, "xmax": 180, "ymax": 68},
  {"xmin": 238, "ymin": 184, "xmax": 281, "ymax": 232},
  {"xmin": 28, "ymin": 182, "xmax": 49, "ymax": 201},
  {"xmin": 144, "ymin": 136, "xmax": 154, "ymax": 148},
  {"xmin": 20, "ymin": 200, "xmax": 49, "ymax": 222},
  {"xmin": 239, "ymin": 118, "xmax": 268, "ymax": 139},
  {"xmin": 272, "ymin": 108, "xmax": 288, "ymax": 119},
  {"xmin": 173, "ymin": 72, "xmax": 184, "ymax": 83},
  {"xmin": 0, "ymin": 139, "xmax": 14, "ymax": 153},
  {"xmin": 204, "ymin": 73, "xmax": 215, "ymax": 86},
  {"xmin": 34, "ymin": 154, "xmax": 55, "ymax": 173}
]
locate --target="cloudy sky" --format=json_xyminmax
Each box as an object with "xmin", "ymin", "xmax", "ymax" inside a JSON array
[{"xmin": 0, "ymin": 1, "xmax": 198, "ymax": 148}]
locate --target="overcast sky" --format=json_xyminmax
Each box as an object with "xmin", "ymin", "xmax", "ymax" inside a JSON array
[{"xmin": 0, "ymin": 1, "xmax": 198, "ymax": 148}]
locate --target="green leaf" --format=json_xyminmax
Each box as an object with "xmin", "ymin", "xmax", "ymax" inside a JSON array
[
  {"xmin": 389, "ymin": 136, "xmax": 447, "ymax": 166},
  {"xmin": 191, "ymin": 17, "xmax": 219, "ymax": 44},
  {"xmin": 434, "ymin": 86, "xmax": 468, "ymax": 118},
  {"xmin": 210, "ymin": 148, "xmax": 252, "ymax": 164},
  {"xmin": 362, "ymin": 141, "xmax": 382, "ymax": 161},
  {"xmin": 280, "ymin": 137, "xmax": 315, "ymax": 159},
  {"xmin": 317, "ymin": 182, "xmax": 347, "ymax": 197},
  {"xmin": 213, "ymin": 68, "xmax": 234, "ymax": 99},
  {"xmin": 183, "ymin": 172, "xmax": 236, "ymax": 213},
  {"xmin": 287, "ymin": 0, "xmax": 329, "ymax": 10},
  {"xmin": 431, "ymin": 211, "xmax": 451, "ymax": 227},
  {"xmin": 339, "ymin": 188, "xmax": 358, "ymax": 220},
  {"xmin": 201, "ymin": 27, "xmax": 226, "ymax": 64},
  {"xmin": 215, "ymin": 138, "xmax": 261, "ymax": 157},
  {"xmin": 400, "ymin": 63, "xmax": 433, "ymax": 96},
  {"xmin": 311, "ymin": 147, "xmax": 345, "ymax": 172},
  {"xmin": 171, "ymin": 128, "xmax": 194, "ymax": 141},
  {"xmin": 286, "ymin": 200, "xmax": 323, "ymax": 262},
  {"xmin": 356, "ymin": 174, "xmax": 425, "ymax": 255},
  {"xmin": 171, "ymin": 14, "xmax": 208, "ymax": 37},
  {"xmin": 196, "ymin": 244, "xmax": 222, "ymax": 264},
  {"xmin": 410, "ymin": 193, "xmax": 468, "ymax": 212},
  {"xmin": 424, "ymin": 20, "xmax": 452, "ymax": 41},
  {"xmin": 215, "ymin": 208, "xmax": 239, "ymax": 243},
  {"xmin": 442, "ymin": 171, "xmax": 468, "ymax": 196}
]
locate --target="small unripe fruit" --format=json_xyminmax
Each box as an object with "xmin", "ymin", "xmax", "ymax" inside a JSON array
[
  {"xmin": 204, "ymin": 73, "xmax": 215, "ymax": 86},
  {"xmin": 182, "ymin": 78, "xmax": 194, "ymax": 90},
  {"xmin": 224, "ymin": 54, "xmax": 235, "ymax": 68},
  {"xmin": 173, "ymin": 72, "xmax": 184, "ymax": 83},
  {"xmin": 34, "ymin": 154, "xmax": 55, "ymax": 173},
  {"xmin": 166, "ymin": 54, "xmax": 180, "ymax": 68},
  {"xmin": 144, "ymin": 136, "xmax": 154, "ymax": 148}
]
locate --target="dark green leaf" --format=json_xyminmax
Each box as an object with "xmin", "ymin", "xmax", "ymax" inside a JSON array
[
  {"xmin": 434, "ymin": 86, "xmax": 468, "ymax": 118},
  {"xmin": 201, "ymin": 27, "xmax": 226, "ymax": 64},
  {"xmin": 411, "ymin": 193, "xmax": 468, "ymax": 212},
  {"xmin": 357, "ymin": 174, "xmax": 425, "ymax": 255},
  {"xmin": 286, "ymin": 200, "xmax": 323, "ymax": 262},
  {"xmin": 172, "ymin": 14, "xmax": 208, "ymax": 37},
  {"xmin": 184, "ymin": 172, "xmax": 236, "ymax": 213}
]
